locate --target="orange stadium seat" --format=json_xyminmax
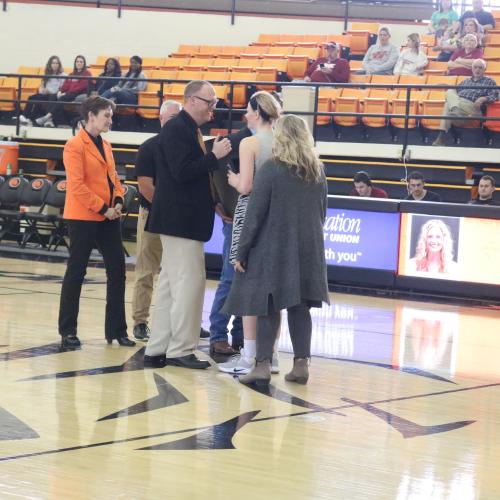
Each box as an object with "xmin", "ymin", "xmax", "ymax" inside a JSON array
[
  {"xmin": 279, "ymin": 34, "xmax": 304, "ymax": 43},
  {"xmin": 302, "ymin": 34, "xmax": 327, "ymax": 44},
  {"xmin": 176, "ymin": 45, "xmax": 200, "ymax": 56},
  {"xmin": 420, "ymin": 34, "xmax": 436, "ymax": 47},
  {"xmin": 420, "ymin": 89, "xmax": 447, "ymax": 130},
  {"xmin": 188, "ymin": 57, "xmax": 214, "ymax": 68},
  {"xmin": 177, "ymin": 70, "xmax": 203, "ymax": 81},
  {"xmin": 334, "ymin": 88, "xmax": 366, "ymax": 127},
  {"xmin": 319, "ymin": 87, "xmax": 343, "ymax": 110},
  {"xmin": 316, "ymin": 96, "xmax": 332, "ymax": 125},
  {"xmin": 256, "ymin": 34, "xmax": 280, "ymax": 45},
  {"xmin": 485, "ymin": 33, "xmax": 500, "ymax": 46},
  {"xmin": 255, "ymin": 67, "xmax": 278, "ymax": 90},
  {"xmin": 243, "ymin": 45, "xmax": 270, "ymax": 55},
  {"xmin": 293, "ymin": 46, "xmax": 320, "ymax": 60},
  {"xmin": 485, "ymin": 61, "xmax": 500, "ymax": 76},
  {"xmin": 425, "ymin": 74, "xmax": 457, "ymax": 86},
  {"xmin": 137, "ymin": 93, "xmax": 163, "ymax": 120},
  {"xmin": 141, "ymin": 57, "xmax": 165, "ymax": 70},
  {"xmin": 350, "ymin": 22, "xmax": 379, "ymax": 33},
  {"xmin": 287, "ymin": 55, "xmax": 309, "ymax": 79},
  {"xmin": 484, "ymin": 101, "xmax": 500, "ymax": 133},
  {"xmin": 206, "ymin": 65, "xmax": 230, "ymax": 72},
  {"xmin": 0, "ymin": 78, "xmax": 17, "ymax": 112},
  {"xmin": 260, "ymin": 56, "xmax": 288, "ymax": 73},
  {"xmin": 349, "ymin": 73, "xmax": 371, "ymax": 84},
  {"xmin": 483, "ymin": 47, "xmax": 500, "ymax": 60},
  {"xmin": 221, "ymin": 46, "xmax": 246, "ymax": 56},
  {"xmin": 268, "ymin": 46, "xmax": 294, "ymax": 56},
  {"xmin": 163, "ymin": 83, "xmax": 186, "ymax": 101},
  {"xmin": 349, "ymin": 60, "xmax": 363, "ymax": 72},
  {"xmin": 227, "ymin": 72, "xmax": 256, "ymax": 108},
  {"xmin": 18, "ymin": 66, "xmax": 41, "ymax": 75},
  {"xmin": 199, "ymin": 46, "xmax": 222, "ymax": 56},
  {"xmin": 362, "ymin": 86, "xmax": 396, "ymax": 128},
  {"xmin": 424, "ymin": 60, "xmax": 448, "ymax": 75}
]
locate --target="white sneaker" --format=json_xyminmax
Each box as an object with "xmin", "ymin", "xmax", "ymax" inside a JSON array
[
  {"xmin": 44, "ymin": 118, "xmax": 55, "ymax": 128},
  {"xmin": 18, "ymin": 115, "xmax": 28, "ymax": 124},
  {"xmin": 218, "ymin": 349, "xmax": 255, "ymax": 374},
  {"xmin": 35, "ymin": 114, "xmax": 50, "ymax": 126},
  {"xmin": 271, "ymin": 353, "xmax": 280, "ymax": 374}
]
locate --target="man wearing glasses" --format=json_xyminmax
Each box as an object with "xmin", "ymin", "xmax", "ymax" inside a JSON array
[{"xmin": 145, "ymin": 80, "xmax": 232, "ymax": 369}]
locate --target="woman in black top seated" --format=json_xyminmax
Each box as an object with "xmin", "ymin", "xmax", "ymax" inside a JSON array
[{"xmin": 96, "ymin": 58, "xmax": 122, "ymax": 96}]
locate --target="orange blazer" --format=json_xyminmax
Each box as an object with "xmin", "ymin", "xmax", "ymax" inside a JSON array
[{"xmin": 63, "ymin": 128, "xmax": 124, "ymax": 221}]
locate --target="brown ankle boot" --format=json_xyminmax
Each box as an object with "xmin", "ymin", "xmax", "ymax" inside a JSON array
[
  {"xmin": 239, "ymin": 359, "xmax": 271, "ymax": 386},
  {"xmin": 284, "ymin": 358, "xmax": 309, "ymax": 384}
]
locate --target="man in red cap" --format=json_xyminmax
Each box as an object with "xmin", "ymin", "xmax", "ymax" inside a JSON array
[{"xmin": 304, "ymin": 42, "xmax": 350, "ymax": 83}]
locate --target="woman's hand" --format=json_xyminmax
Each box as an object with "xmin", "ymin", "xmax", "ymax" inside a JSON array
[
  {"xmin": 227, "ymin": 170, "xmax": 239, "ymax": 189},
  {"xmin": 104, "ymin": 207, "xmax": 119, "ymax": 220},
  {"xmin": 234, "ymin": 260, "xmax": 246, "ymax": 273}
]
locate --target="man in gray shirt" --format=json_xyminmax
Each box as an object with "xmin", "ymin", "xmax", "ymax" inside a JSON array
[{"xmin": 358, "ymin": 27, "xmax": 399, "ymax": 75}]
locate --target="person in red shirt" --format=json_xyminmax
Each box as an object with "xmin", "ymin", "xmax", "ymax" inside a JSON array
[
  {"xmin": 304, "ymin": 42, "xmax": 350, "ymax": 83},
  {"xmin": 349, "ymin": 171, "xmax": 389, "ymax": 198},
  {"xmin": 448, "ymin": 33, "xmax": 483, "ymax": 76},
  {"xmin": 36, "ymin": 55, "xmax": 92, "ymax": 128}
]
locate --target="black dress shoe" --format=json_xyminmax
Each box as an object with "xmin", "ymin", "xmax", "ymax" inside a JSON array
[
  {"xmin": 200, "ymin": 327, "xmax": 210, "ymax": 339},
  {"xmin": 133, "ymin": 323, "xmax": 150, "ymax": 341},
  {"xmin": 60, "ymin": 335, "xmax": 81, "ymax": 350},
  {"xmin": 165, "ymin": 354, "xmax": 210, "ymax": 369},
  {"xmin": 107, "ymin": 336, "xmax": 136, "ymax": 347},
  {"xmin": 144, "ymin": 354, "xmax": 167, "ymax": 368}
]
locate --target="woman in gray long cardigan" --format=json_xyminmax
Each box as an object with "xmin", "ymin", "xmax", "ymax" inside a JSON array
[{"xmin": 222, "ymin": 114, "xmax": 329, "ymax": 385}]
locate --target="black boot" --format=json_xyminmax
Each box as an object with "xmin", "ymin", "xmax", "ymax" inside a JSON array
[{"xmin": 60, "ymin": 335, "xmax": 81, "ymax": 351}]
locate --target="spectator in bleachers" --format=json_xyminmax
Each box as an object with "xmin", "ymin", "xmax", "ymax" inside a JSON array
[
  {"xmin": 469, "ymin": 175, "xmax": 498, "ymax": 205},
  {"xmin": 303, "ymin": 42, "xmax": 350, "ymax": 83},
  {"xmin": 36, "ymin": 55, "xmax": 91, "ymax": 128},
  {"xmin": 434, "ymin": 21, "xmax": 459, "ymax": 62},
  {"xmin": 349, "ymin": 171, "xmax": 388, "ymax": 198},
  {"xmin": 394, "ymin": 33, "xmax": 428, "ymax": 76},
  {"xmin": 18, "ymin": 55, "xmax": 66, "ymax": 126},
  {"xmin": 433, "ymin": 59, "xmax": 498, "ymax": 146},
  {"xmin": 448, "ymin": 33, "xmax": 483, "ymax": 76},
  {"xmin": 428, "ymin": 0, "xmax": 459, "ymax": 34},
  {"xmin": 101, "ymin": 55, "xmax": 146, "ymax": 105},
  {"xmin": 460, "ymin": 17, "xmax": 485, "ymax": 46},
  {"xmin": 405, "ymin": 171, "xmax": 442, "ymax": 201},
  {"xmin": 96, "ymin": 58, "xmax": 122, "ymax": 95},
  {"xmin": 459, "ymin": 0, "xmax": 495, "ymax": 32},
  {"xmin": 358, "ymin": 27, "xmax": 399, "ymax": 75}
]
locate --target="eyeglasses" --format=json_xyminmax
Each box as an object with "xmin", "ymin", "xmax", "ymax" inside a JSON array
[{"xmin": 192, "ymin": 95, "xmax": 218, "ymax": 108}]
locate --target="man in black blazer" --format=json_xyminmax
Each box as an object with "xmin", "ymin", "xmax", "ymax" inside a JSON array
[{"xmin": 145, "ymin": 80, "xmax": 231, "ymax": 369}]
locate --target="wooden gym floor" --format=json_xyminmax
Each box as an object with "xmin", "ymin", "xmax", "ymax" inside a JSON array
[{"xmin": 0, "ymin": 255, "xmax": 499, "ymax": 499}]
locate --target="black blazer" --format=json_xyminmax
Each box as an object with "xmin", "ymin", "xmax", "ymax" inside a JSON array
[{"xmin": 146, "ymin": 110, "xmax": 220, "ymax": 242}]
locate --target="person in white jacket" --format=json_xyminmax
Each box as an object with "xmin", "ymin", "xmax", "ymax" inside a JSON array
[{"xmin": 394, "ymin": 33, "xmax": 429, "ymax": 76}]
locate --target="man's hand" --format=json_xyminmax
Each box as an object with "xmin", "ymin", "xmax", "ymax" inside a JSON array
[
  {"xmin": 234, "ymin": 260, "xmax": 246, "ymax": 273},
  {"xmin": 304, "ymin": 76, "xmax": 311, "ymax": 82},
  {"xmin": 212, "ymin": 136, "xmax": 232, "ymax": 159},
  {"xmin": 473, "ymin": 96, "xmax": 487, "ymax": 112},
  {"xmin": 114, "ymin": 203, "xmax": 123, "ymax": 217},
  {"xmin": 322, "ymin": 67, "xmax": 333, "ymax": 74},
  {"xmin": 214, "ymin": 202, "xmax": 233, "ymax": 224}
]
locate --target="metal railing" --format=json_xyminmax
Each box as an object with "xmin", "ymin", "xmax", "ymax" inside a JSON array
[{"xmin": 2, "ymin": 72, "xmax": 500, "ymax": 155}]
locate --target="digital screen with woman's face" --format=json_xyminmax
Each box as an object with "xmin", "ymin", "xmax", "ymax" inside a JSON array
[{"xmin": 399, "ymin": 213, "xmax": 500, "ymax": 286}]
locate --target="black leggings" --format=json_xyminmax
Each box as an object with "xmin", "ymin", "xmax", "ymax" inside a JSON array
[{"xmin": 256, "ymin": 296, "xmax": 312, "ymax": 362}]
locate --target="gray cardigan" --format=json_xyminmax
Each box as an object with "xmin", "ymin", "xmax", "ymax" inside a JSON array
[{"xmin": 222, "ymin": 159, "xmax": 329, "ymax": 316}]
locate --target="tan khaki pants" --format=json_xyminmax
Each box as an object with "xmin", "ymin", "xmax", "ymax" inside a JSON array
[
  {"xmin": 440, "ymin": 89, "xmax": 476, "ymax": 132},
  {"xmin": 145, "ymin": 235, "xmax": 205, "ymax": 358},
  {"xmin": 131, "ymin": 206, "xmax": 162, "ymax": 325}
]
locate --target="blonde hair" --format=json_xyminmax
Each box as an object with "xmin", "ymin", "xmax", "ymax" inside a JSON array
[
  {"xmin": 249, "ymin": 91, "xmax": 281, "ymax": 123},
  {"xmin": 272, "ymin": 114, "xmax": 323, "ymax": 184},
  {"xmin": 414, "ymin": 219, "xmax": 455, "ymax": 273}
]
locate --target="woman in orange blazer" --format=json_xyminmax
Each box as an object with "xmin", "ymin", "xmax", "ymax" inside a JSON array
[{"xmin": 58, "ymin": 95, "xmax": 135, "ymax": 350}]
